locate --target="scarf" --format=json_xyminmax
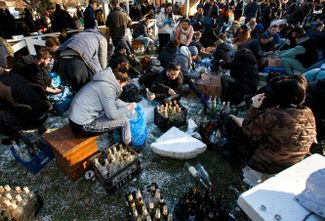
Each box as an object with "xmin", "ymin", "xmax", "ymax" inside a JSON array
[{"xmin": 179, "ymin": 27, "xmax": 191, "ymax": 45}]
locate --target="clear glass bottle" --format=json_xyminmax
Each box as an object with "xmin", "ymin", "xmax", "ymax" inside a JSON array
[
  {"xmin": 4, "ymin": 185, "xmax": 11, "ymax": 194},
  {"xmin": 15, "ymin": 187, "xmax": 22, "ymax": 195},
  {"xmin": 0, "ymin": 186, "xmax": 5, "ymax": 195},
  {"xmin": 11, "ymin": 202, "xmax": 24, "ymax": 221},
  {"xmin": 2, "ymin": 200, "xmax": 14, "ymax": 220},
  {"xmin": 167, "ymin": 213, "xmax": 173, "ymax": 221}
]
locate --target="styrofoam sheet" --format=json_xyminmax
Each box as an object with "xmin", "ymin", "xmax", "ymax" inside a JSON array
[
  {"xmin": 238, "ymin": 154, "xmax": 325, "ymax": 221},
  {"xmin": 150, "ymin": 127, "xmax": 207, "ymax": 159}
]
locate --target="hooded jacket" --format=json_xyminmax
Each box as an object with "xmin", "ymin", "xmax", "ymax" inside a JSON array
[
  {"xmin": 57, "ymin": 29, "xmax": 108, "ymax": 75},
  {"xmin": 173, "ymin": 46, "xmax": 192, "ymax": 77},
  {"xmin": 158, "ymin": 43, "xmax": 178, "ymax": 68},
  {"xmin": 69, "ymin": 67, "xmax": 129, "ymax": 125}
]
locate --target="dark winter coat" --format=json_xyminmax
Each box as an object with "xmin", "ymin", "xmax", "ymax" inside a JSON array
[
  {"xmin": 157, "ymin": 44, "xmax": 178, "ymax": 68},
  {"xmin": 242, "ymin": 105, "xmax": 316, "ymax": 174},
  {"xmin": 12, "ymin": 55, "xmax": 51, "ymax": 89},
  {"xmin": 203, "ymin": 3, "xmax": 220, "ymax": 18},
  {"xmin": 83, "ymin": 5, "xmax": 97, "ymax": 29},
  {"xmin": 0, "ymin": 73, "xmax": 50, "ymax": 123},
  {"xmin": 244, "ymin": 1, "xmax": 261, "ymax": 22},
  {"xmin": 234, "ymin": 1, "xmax": 244, "ymax": 20},
  {"xmin": 221, "ymin": 50, "xmax": 260, "ymax": 104},
  {"xmin": 306, "ymin": 79, "xmax": 325, "ymax": 139},
  {"xmin": 287, "ymin": 3, "xmax": 313, "ymax": 25},
  {"xmin": 132, "ymin": 21, "xmax": 149, "ymax": 38},
  {"xmin": 52, "ymin": 8, "xmax": 75, "ymax": 31},
  {"xmin": 151, "ymin": 70, "xmax": 184, "ymax": 99},
  {"xmin": 106, "ymin": 7, "xmax": 132, "ymax": 39},
  {"xmin": 296, "ymin": 38, "xmax": 318, "ymax": 69}
]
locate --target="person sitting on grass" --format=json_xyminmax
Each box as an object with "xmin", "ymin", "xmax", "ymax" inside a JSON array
[
  {"xmin": 140, "ymin": 63, "xmax": 184, "ymax": 100},
  {"xmin": 226, "ymin": 75, "xmax": 317, "ymax": 175}
]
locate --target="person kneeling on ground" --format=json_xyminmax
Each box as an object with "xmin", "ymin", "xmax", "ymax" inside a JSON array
[
  {"xmin": 69, "ymin": 68, "xmax": 136, "ymax": 144},
  {"xmin": 140, "ymin": 63, "xmax": 184, "ymax": 100},
  {"xmin": 0, "ymin": 73, "xmax": 50, "ymax": 138}
]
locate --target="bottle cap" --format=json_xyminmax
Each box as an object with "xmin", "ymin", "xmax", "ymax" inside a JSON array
[
  {"xmin": 5, "ymin": 193, "xmax": 12, "ymax": 200},
  {"xmin": 23, "ymin": 186, "xmax": 30, "ymax": 194},
  {"xmin": 3, "ymin": 199, "xmax": 11, "ymax": 207},
  {"xmin": 155, "ymin": 208, "xmax": 161, "ymax": 218},
  {"xmin": 15, "ymin": 186, "xmax": 22, "ymax": 193},
  {"xmin": 15, "ymin": 194, "xmax": 23, "ymax": 202},
  {"xmin": 11, "ymin": 202, "xmax": 18, "ymax": 210},
  {"xmin": 4, "ymin": 185, "xmax": 11, "ymax": 192},
  {"xmin": 163, "ymin": 205, "xmax": 168, "ymax": 215},
  {"xmin": 127, "ymin": 193, "xmax": 133, "ymax": 202}
]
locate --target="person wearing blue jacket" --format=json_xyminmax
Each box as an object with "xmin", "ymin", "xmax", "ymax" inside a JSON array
[{"xmin": 83, "ymin": 0, "xmax": 98, "ymax": 29}]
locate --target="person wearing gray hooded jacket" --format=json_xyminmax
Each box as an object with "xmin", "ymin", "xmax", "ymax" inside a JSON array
[
  {"xmin": 69, "ymin": 67, "xmax": 136, "ymax": 144},
  {"xmin": 56, "ymin": 29, "xmax": 108, "ymax": 93}
]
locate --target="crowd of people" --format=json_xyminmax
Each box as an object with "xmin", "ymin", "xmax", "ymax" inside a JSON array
[{"xmin": 0, "ymin": 0, "xmax": 325, "ymax": 176}]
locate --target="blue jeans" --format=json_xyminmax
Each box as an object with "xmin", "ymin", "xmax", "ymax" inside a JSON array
[{"xmin": 134, "ymin": 35, "xmax": 151, "ymax": 50}]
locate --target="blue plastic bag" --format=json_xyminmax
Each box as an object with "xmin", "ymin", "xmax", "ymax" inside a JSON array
[
  {"xmin": 48, "ymin": 72, "xmax": 73, "ymax": 114},
  {"xmin": 129, "ymin": 105, "xmax": 148, "ymax": 148}
]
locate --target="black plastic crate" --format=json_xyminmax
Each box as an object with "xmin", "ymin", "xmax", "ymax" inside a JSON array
[
  {"xmin": 89, "ymin": 143, "xmax": 142, "ymax": 192},
  {"xmin": 174, "ymin": 186, "xmax": 236, "ymax": 221},
  {"xmin": 154, "ymin": 100, "xmax": 187, "ymax": 132}
]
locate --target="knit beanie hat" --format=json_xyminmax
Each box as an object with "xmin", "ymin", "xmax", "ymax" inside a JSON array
[{"xmin": 188, "ymin": 46, "xmax": 198, "ymax": 56}]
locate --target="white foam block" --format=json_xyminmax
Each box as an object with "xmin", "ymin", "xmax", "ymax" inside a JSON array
[
  {"xmin": 150, "ymin": 127, "xmax": 207, "ymax": 159},
  {"xmin": 237, "ymin": 154, "xmax": 325, "ymax": 221},
  {"xmin": 138, "ymin": 99, "xmax": 159, "ymax": 123}
]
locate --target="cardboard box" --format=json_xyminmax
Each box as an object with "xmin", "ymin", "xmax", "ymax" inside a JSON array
[
  {"xmin": 194, "ymin": 74, "xmax": 222, "ymax": 97},
  {"xmin": 267, "ymin": 57, "xmax": 281, "ymax": 67}
]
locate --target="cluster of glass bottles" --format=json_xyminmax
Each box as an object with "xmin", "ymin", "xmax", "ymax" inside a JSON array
[
  {"xmin": 157, "ymin": 100, "xmax": 182, "ymax": 119},
  {"xmin": 93, "ymin": 144, "xmax": 135, "ymax": 178},
  {"xmin": 0, "ymin": 185, "xmax": 36, "ymax": 221},
  {"xmin": 11, "ymin": 134, "xmax": 46, "ymax": 161},
  {"xmin": 177, "ymin": 185, "xmax": 232, "ymax": 221},
  {"xmin": 126, "ymin": 183, "xmax": 173, "ymax": 221},
  {"xmin": 201, "ymin": 96, "xmax": 237, "ymax": 116}
]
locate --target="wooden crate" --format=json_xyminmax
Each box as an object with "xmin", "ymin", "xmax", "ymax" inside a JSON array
[{"xmin": 43, "ymin": 125, "xmax": 99, "ymax": 181}]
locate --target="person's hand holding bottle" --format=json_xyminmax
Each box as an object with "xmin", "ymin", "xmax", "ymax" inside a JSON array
[{"xmin": 251, "ymin": 93, "xmax": 266, "ymax": 109}]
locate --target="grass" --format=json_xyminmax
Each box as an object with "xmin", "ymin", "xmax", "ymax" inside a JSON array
[{"xmin": 0, "ymin": 96, "xmax": 249, "ymax": 221}]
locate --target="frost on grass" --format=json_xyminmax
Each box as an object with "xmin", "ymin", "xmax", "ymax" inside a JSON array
[{"xmin": 0, "ymin": 96, "xmax": 246, "ymax": 220}]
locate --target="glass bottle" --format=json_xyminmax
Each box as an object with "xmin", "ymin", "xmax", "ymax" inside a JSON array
[
  {"xmin": 167, "ymin": 213, "xmax": 173, "ymax": 221},
  {"xmin": 2, "ymin": 200, "xmax": 14, "ymax": 220},
  {"xmin": 15, "ymin": 194, "xmax": 27, "ymax": 209},
  {"xmin": 0, "ymin": 186, "xmax": 5, "ymax": 196},
  {"xmin": 15, "ymin": 187, "xmax": 22, "ymax": 195},
  {"xmin": 22, "ymin": 187, "xmax": 35, "ymax": 206},
  {"xmin": 195, "ymin": 164, "xmax": 213, "ymax": 188},
  {"xmin": 153, "ymin": 208, "xmax": 161, "ymax": 221},
  {"xmin": 4, "ymin": 185, "xmax": 11, "ymax": 194},
  {"xmin": 11, "ymin": 202, "xmax": 24, "ymax": 221},
  {"xmin": 162, "ymin": 205, "xmax": 168, "ymax": 220}
]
